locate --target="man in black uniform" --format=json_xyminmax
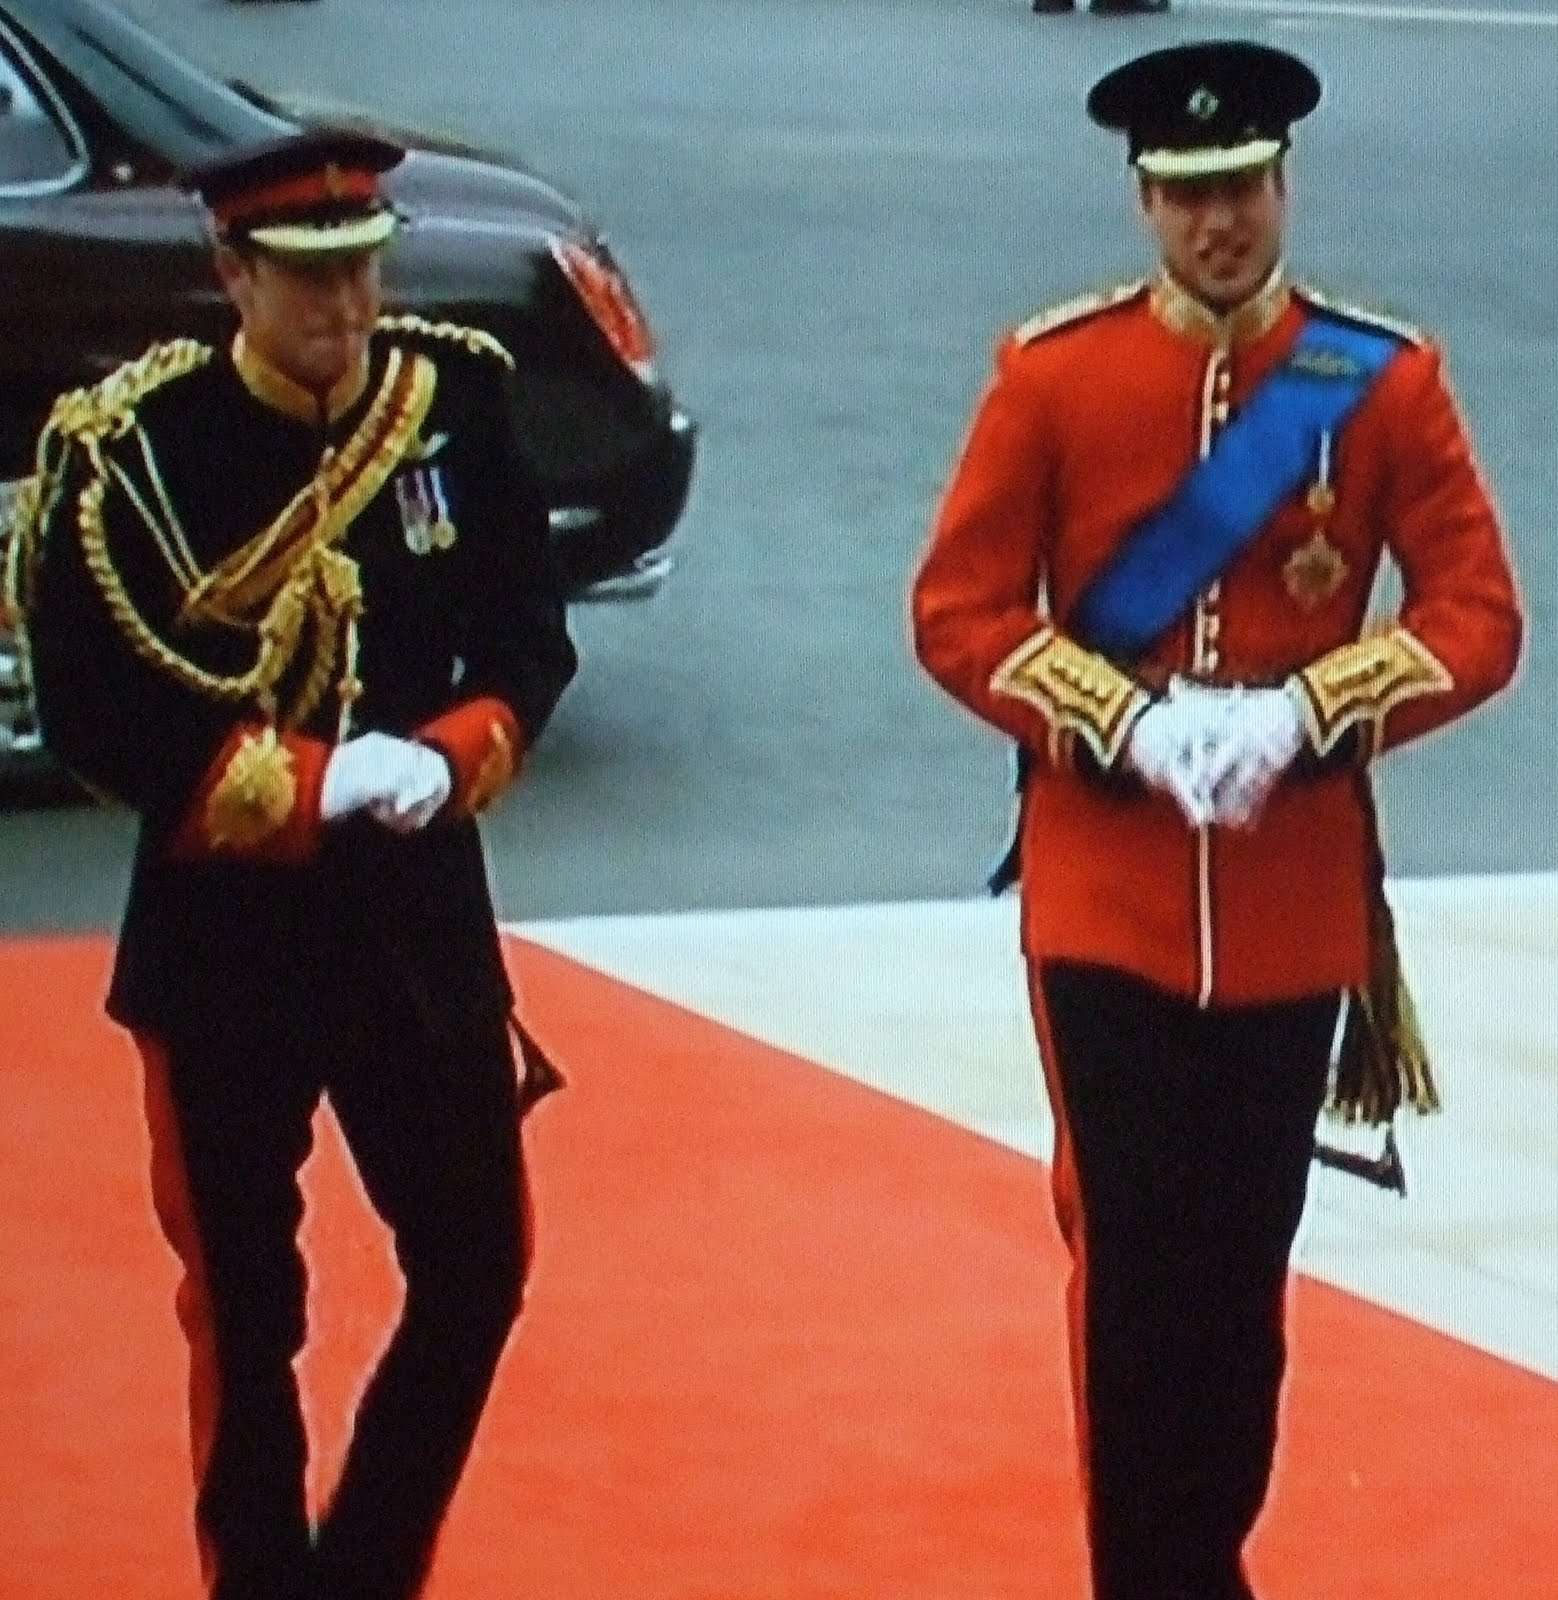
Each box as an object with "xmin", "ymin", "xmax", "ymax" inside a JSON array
[{"xmin": 12, "ymin": 130, "xmax": 577, "ymax": 1600}]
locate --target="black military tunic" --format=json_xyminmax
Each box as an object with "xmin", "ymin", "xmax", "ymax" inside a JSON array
[
  {"xmin": 19, "ymin": 317, "xmax": 578, "ymax": 1600},
  {"xmin": 25, "ymin": 318, "xmax": 576, "ymax": 1045}
]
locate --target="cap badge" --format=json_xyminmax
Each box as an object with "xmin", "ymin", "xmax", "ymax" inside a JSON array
[
  {"xmin": 1187, "ymin": 87, "xmax": 1221, "ymax": 121},
  {"xmin": 323, "ymin": 162, "xmax": 348, "ymax": 200}
]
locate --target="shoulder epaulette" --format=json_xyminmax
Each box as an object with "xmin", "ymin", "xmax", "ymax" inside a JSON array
[
  {"xmin": 1294, "ymin": 284, "xmax": 1426, "ymax": 347},
  {"xmin": 1014, "ymin": 280, "xmax": 1147, "ymax": 346},
  {"xmin": 44, "ymin": 339, "xmax": 213, "ymax": 446},
  {"xmin": 376, "ymin": 314, "xmax": 516, "ymax": 371}
]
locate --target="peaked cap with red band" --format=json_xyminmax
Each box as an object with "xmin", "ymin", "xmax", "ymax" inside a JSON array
[{"xmin": 182, "ymin": 128, "xmax": 407, "ymax": 254}]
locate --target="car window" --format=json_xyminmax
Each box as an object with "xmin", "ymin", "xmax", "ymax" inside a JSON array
[
  {"xmin": 0, "ymin": 35, "xmax": 82, "ymax": 192},
  {"xmin": 4, "ymin": 0, "xmax": 291, "ymax": 171}
]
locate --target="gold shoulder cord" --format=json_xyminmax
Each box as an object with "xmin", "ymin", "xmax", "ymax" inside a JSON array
[
  {"xmin": 3, "ymin": 341, "xmax": 212, "ymax": 634},
  {"xmin": 376, "ymin": 313, "xmax": 517, "ymax": 371},
  {"xmin": 0, "ymin": 476, "xmax": 42, "ymax": 633},
  {"xmin": 69, "ymin": 345, "xmax": 437, "ymax": 736},
  {"xmin": 1, "ymin": 467, "xmax": 50, "ymax": 633}
]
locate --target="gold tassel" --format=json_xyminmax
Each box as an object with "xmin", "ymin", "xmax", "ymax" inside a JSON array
[{"xmin": 1326, "ymin": 876, "xmax": 1441, "ymax": 1127}]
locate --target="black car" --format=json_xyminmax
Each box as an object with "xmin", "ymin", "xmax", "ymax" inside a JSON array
[{"xmin": 0, "ymin": 0, "xmax": 696, "ymax": 795}]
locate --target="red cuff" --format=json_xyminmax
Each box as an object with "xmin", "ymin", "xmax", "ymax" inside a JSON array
[
  {"xmin": 416, "ymin": 697, "xmax": 524, "ymax": 816},
  {"xmin": 167, "ymin": 725, "xmax": 329, "ymax": 864}
]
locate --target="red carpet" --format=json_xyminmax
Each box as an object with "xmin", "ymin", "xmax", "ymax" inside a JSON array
[{"xmin": 0, "ymin": 934, "xmax": 1553, "ymax": 1599}]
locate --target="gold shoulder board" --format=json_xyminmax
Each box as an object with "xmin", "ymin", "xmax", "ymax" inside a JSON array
[
  {"xmin": 375, "ymin": 314, "xmax": 517, "ymax": 371},
  {"xmin": 1293, "ymin": 284, "xmax": 1426, "ymax": 347},
  {"xmin": 1014, "ymin": 280, "xmax": 1146, "ymax": 346}
]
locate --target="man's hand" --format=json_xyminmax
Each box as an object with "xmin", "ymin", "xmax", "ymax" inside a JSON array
[
  {"xmin": 320, "ymin": 732, "xmax": 452, "ymax": 832},
  {"xmin": 1124, "ymin": 685, "xmax": 1235, "ymax": 827},
  {"xmin": 1196, "ymin": 684, "xmax": 1307, "ymax": 828},
  {"xmin": 368, "ymin": 743, "xmax": 452, "ymax": 833}
]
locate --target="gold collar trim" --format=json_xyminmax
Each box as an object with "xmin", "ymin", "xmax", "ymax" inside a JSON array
[
  {"xmin": 1149, "ymin": 265, "xmax": 1290, "ymax": 347},
  {"xmin": 232, "ymin": 332, "xmax": 371, "ymax": 426}
]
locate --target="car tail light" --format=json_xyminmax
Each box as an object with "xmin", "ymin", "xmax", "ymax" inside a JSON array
[{"xmin": 549, "ymin": 238, "xmax": 659, "ymax": 382}]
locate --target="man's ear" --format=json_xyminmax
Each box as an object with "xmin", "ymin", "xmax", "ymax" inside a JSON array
[{"xmin": 211, "ymin": 242, "xmax": 253, "ymax": 306}]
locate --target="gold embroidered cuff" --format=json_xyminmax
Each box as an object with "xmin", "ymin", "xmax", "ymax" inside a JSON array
[
  {"xmin": 204, "ymin": 728, "xmax": 298, "ymax": 849},
  {"xmin": 1291, "ymin": 627, "xmax": 1453, "ymax": 757},
  {"xmin": 467, "ymin": 720, "xmax": 517, "ymax": 814},
  {"xmin": 418, "ymin": 696, "xmax": 523, "ymax": 815},
  {"xmin": 990, "ymin": 628, "xmax": 1151, "ymax": 769}
]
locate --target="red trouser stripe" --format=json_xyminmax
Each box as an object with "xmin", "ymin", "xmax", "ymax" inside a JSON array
[
  {"xmin": 1024, "ymin": 969, "xmax": 1092, "ymax": 1506},
  {"xmin": 135, "ymin": 1033, "xmax": 222, "ymax": 1593}
]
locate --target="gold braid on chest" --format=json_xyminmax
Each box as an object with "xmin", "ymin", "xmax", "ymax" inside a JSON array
[{"xmin": 70, "ymin": 346, "xmax": 438, "ymax": 733}]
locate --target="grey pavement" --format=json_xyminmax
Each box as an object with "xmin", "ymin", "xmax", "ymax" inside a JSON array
[{"xmin": 4, "ymin": 0, "xmax": 1553, "ymax": 931}]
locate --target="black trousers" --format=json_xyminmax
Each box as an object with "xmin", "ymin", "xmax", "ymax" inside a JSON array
[
  {"xmin": 1029, "ymin": 960, "xmax": 1338, "ymax": 1600},
  {"xmin": 137, "ymin": 1006, "xmax": 531, "ymax": 1600}
]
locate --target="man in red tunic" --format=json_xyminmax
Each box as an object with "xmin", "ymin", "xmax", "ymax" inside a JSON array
[{"xmin": 911, "ymin": 41, "xmax": 1522, "ymax": 1600}]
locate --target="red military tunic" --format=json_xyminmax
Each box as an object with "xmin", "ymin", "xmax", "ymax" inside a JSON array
[{"xmin": 912, "ymin": 270, "xmax": 1522, "ymax": 1005}]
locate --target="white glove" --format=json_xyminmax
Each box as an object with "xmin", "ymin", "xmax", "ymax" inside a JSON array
[
  {"xmin": 321, "ymin": 732, "xmax": 409, "ymax": 821},
  {"xmin": 1195, "ymin": 684, "xmax": 1307, "ymax": 829},
  {"xmin": 367, "ymin": 742, "xmax": 452, "ymax": 833},
  {"xmin": 320, "ymin": 732, "xmax": 452, "ymax": 832},
  {"xmin": 1124, "ymin": 686, "xmax": 1235, "ymax": 828}
]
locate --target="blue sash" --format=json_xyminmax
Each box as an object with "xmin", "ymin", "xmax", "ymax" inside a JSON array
[{"xmin": 1068, "ymin": 317, "xmax": 1399, "ymax": 660}]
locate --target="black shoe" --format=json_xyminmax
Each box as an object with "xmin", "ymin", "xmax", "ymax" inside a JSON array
[
  {"xmin": 1089, "ymin": 0, "xmax": 1171, "ymax": 11},
  {"xmin": 1032, "ymin": 0, "xmax": 1077, "ymax": 11}
]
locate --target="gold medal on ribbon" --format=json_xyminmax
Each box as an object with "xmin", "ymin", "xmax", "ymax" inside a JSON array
[
  {"xmin": 426, "ymin": 464, "xmax": 458, "ymax": 550},
  {"xmin": 395, "ymin": 467, "xmax": 457, "ymax": 554},
  {"xmin": 395, "ymin": 472, "xmax": 434, "ymax": 554},
  {"xmin": 1283, "ymin": 529, "xmax": 1349, "ymax": 611}
]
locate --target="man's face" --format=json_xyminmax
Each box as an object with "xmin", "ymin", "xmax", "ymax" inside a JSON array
[
  {"xmin": 1139, "ymin": 162, "xmax": 1287, "ymax": 312},
  {"xmin": 215, "ymin": 245, "xmax": 383, "ymax": 393}
]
